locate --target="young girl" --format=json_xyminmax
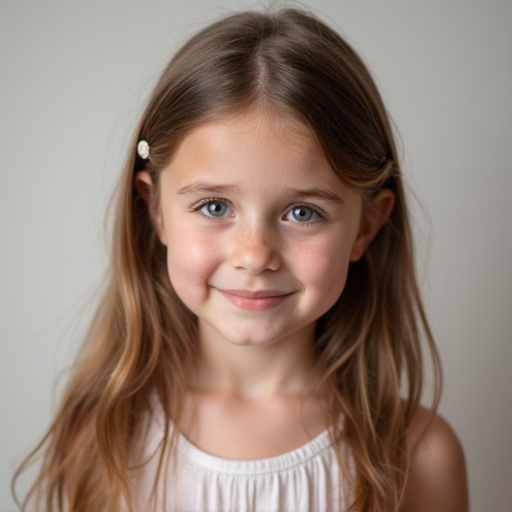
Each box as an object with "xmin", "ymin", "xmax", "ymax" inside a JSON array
[{"xmin": 15, "ymin": 7, "xmax": 467, "ymax": 512}]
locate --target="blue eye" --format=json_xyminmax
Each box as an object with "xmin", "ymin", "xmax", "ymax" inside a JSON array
[
  {"xmin": 286, "ymin": 205, "xmax": 319, "ymax": 223},
  {"xmin": 200, "ymin": 201, "xmax": 230, "ymax": 218}
]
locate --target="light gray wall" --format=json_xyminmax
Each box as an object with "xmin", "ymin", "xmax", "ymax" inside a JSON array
[{"xmin": 1, "ymin": 1, "xmax": 511, "ymax": 510}]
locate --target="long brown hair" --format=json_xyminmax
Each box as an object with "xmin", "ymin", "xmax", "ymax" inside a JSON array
[{"xmin": 14, "ymin": 8, "xmax": 441, "ymax": 511}]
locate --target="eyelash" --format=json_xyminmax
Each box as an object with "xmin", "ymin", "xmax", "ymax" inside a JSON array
[
  {"xmin": 284, "ymin": 203, "xmax": 325, "ymax": 225},
  {"xmin": 191, "ymin": 198, "xmax": 326, "ymax": 225},
  {"xmin": 192, "ymin": 198, "xmax": 232, "ymax": 221}
]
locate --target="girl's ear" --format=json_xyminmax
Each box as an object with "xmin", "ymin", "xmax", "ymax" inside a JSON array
[
  {"xmin": 350, "ymin": 188, "xmax": 395, "ymax": 262},
  {"xmin": 134, "ymin": 171, "xmax": 167, "ymax": 245}
]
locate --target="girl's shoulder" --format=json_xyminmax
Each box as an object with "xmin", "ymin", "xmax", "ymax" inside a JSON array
[{"xmin": 403, "ymin": 406, "xmax": 468, "ymax": 512}]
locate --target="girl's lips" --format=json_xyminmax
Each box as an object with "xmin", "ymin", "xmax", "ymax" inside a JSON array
[{"xmin": 215, "ymin": 289, "xmax": 294, "ymax": 311}]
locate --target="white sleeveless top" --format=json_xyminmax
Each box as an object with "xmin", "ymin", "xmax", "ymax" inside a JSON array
[{"xmin": 130, "ymin": 398, "xmax": 353, "ymax": 512}]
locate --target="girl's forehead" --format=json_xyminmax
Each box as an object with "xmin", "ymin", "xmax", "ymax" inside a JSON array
[
  {"xmin": 173, "ymin": 107, "xmax": 321, "ymax": 163},
  {"xmin": 159, "ymin": 107, "xmax": 356, "ymax": 205}
]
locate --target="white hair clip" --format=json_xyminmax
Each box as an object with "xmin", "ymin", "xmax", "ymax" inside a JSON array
[{"xmin": 137, "ymin": 140, "xmax": 150, "ymax": 159}]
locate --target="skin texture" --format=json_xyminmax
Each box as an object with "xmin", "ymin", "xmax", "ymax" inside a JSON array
[
  {"xmin": 404, "ymin": 407, "xmax": 469, "ymax": 511},
  {"xmin": 135, "ymin": 109, "xmax": 467, "ymax": 508},
  {"xmin": 155, "ymin": 112, "xmax": 380, "ymax": 351}
]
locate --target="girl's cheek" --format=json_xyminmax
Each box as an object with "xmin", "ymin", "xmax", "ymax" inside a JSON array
[
  {"xmin": 302, "ymin": 236, "xmax": 351, "ymax": 278},
  {"xmin": 166, "ymin": 229, "xmax": 217, "ymax": 287},
  {"xmin": 298, "ymin": 236, "xmax": 353, "ymax": 301}
]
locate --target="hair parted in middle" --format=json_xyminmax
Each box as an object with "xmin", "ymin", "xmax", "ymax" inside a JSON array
[{"xmin": 15, "ymin": 8, "xmax": 441, "ymax": 512}]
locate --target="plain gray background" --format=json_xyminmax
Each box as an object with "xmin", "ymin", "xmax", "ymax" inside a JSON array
[{"xmin": 1, "ymin": 0, "xmax": 511, "ymax": 510}]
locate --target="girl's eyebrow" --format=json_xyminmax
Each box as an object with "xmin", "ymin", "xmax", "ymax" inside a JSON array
[
  {"xmin": 176, "ymin": 181, "xmax": 344, "ymax": 204},
  {"xmin": 287, "ymin": 188, "xmax": 345, "ymax": 204},
  {"xmin": 176, "ymin": 181, "xmax": 239, "ymax": 196}
]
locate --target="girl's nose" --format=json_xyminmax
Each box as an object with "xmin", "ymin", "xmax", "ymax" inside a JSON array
[{"xmin": 228, "ymin": 225, "xmax": 281, "ymax": 274}]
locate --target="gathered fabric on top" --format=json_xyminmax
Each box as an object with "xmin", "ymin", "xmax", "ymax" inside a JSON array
[{"xmin": 129, "ymin": 396, "xmax": 353, "ymax": 512}]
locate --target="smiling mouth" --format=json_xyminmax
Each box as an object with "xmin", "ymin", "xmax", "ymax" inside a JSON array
[{"xmin": 215, "ymin": 289, "xmax": 294, "ymax": 311}]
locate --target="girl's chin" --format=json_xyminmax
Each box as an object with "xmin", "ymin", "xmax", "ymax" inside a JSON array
[
  {"xmin": 209, "ymin": 332, "xmax": 286, "ymax": 348},
  {"xmin": 199, "ymin": 321, "xmax": 316, "ymax": 350}
]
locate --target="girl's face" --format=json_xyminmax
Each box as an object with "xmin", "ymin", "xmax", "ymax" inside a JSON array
[{"xmin": 142, "ymin": 109, "xmax": 387, "ymax": 349}]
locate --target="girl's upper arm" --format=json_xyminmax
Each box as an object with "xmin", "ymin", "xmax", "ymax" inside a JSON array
[{"xmin": 403, "ymin": 408, "xmax": 469, "ymax": 512}]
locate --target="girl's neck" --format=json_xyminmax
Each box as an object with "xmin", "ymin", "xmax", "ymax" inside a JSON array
[
  {"xmin": 189, "ymin": 322, "xmax": 320, "ymax": 400},
  {"xmin": 179, "ymin": 322, "xmax": 329, "ymax": 460}
]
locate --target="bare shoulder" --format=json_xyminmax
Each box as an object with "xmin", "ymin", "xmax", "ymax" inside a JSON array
[{"xmin": 403, "ymin": 406, "xmax": 468, "ymax": 512}]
